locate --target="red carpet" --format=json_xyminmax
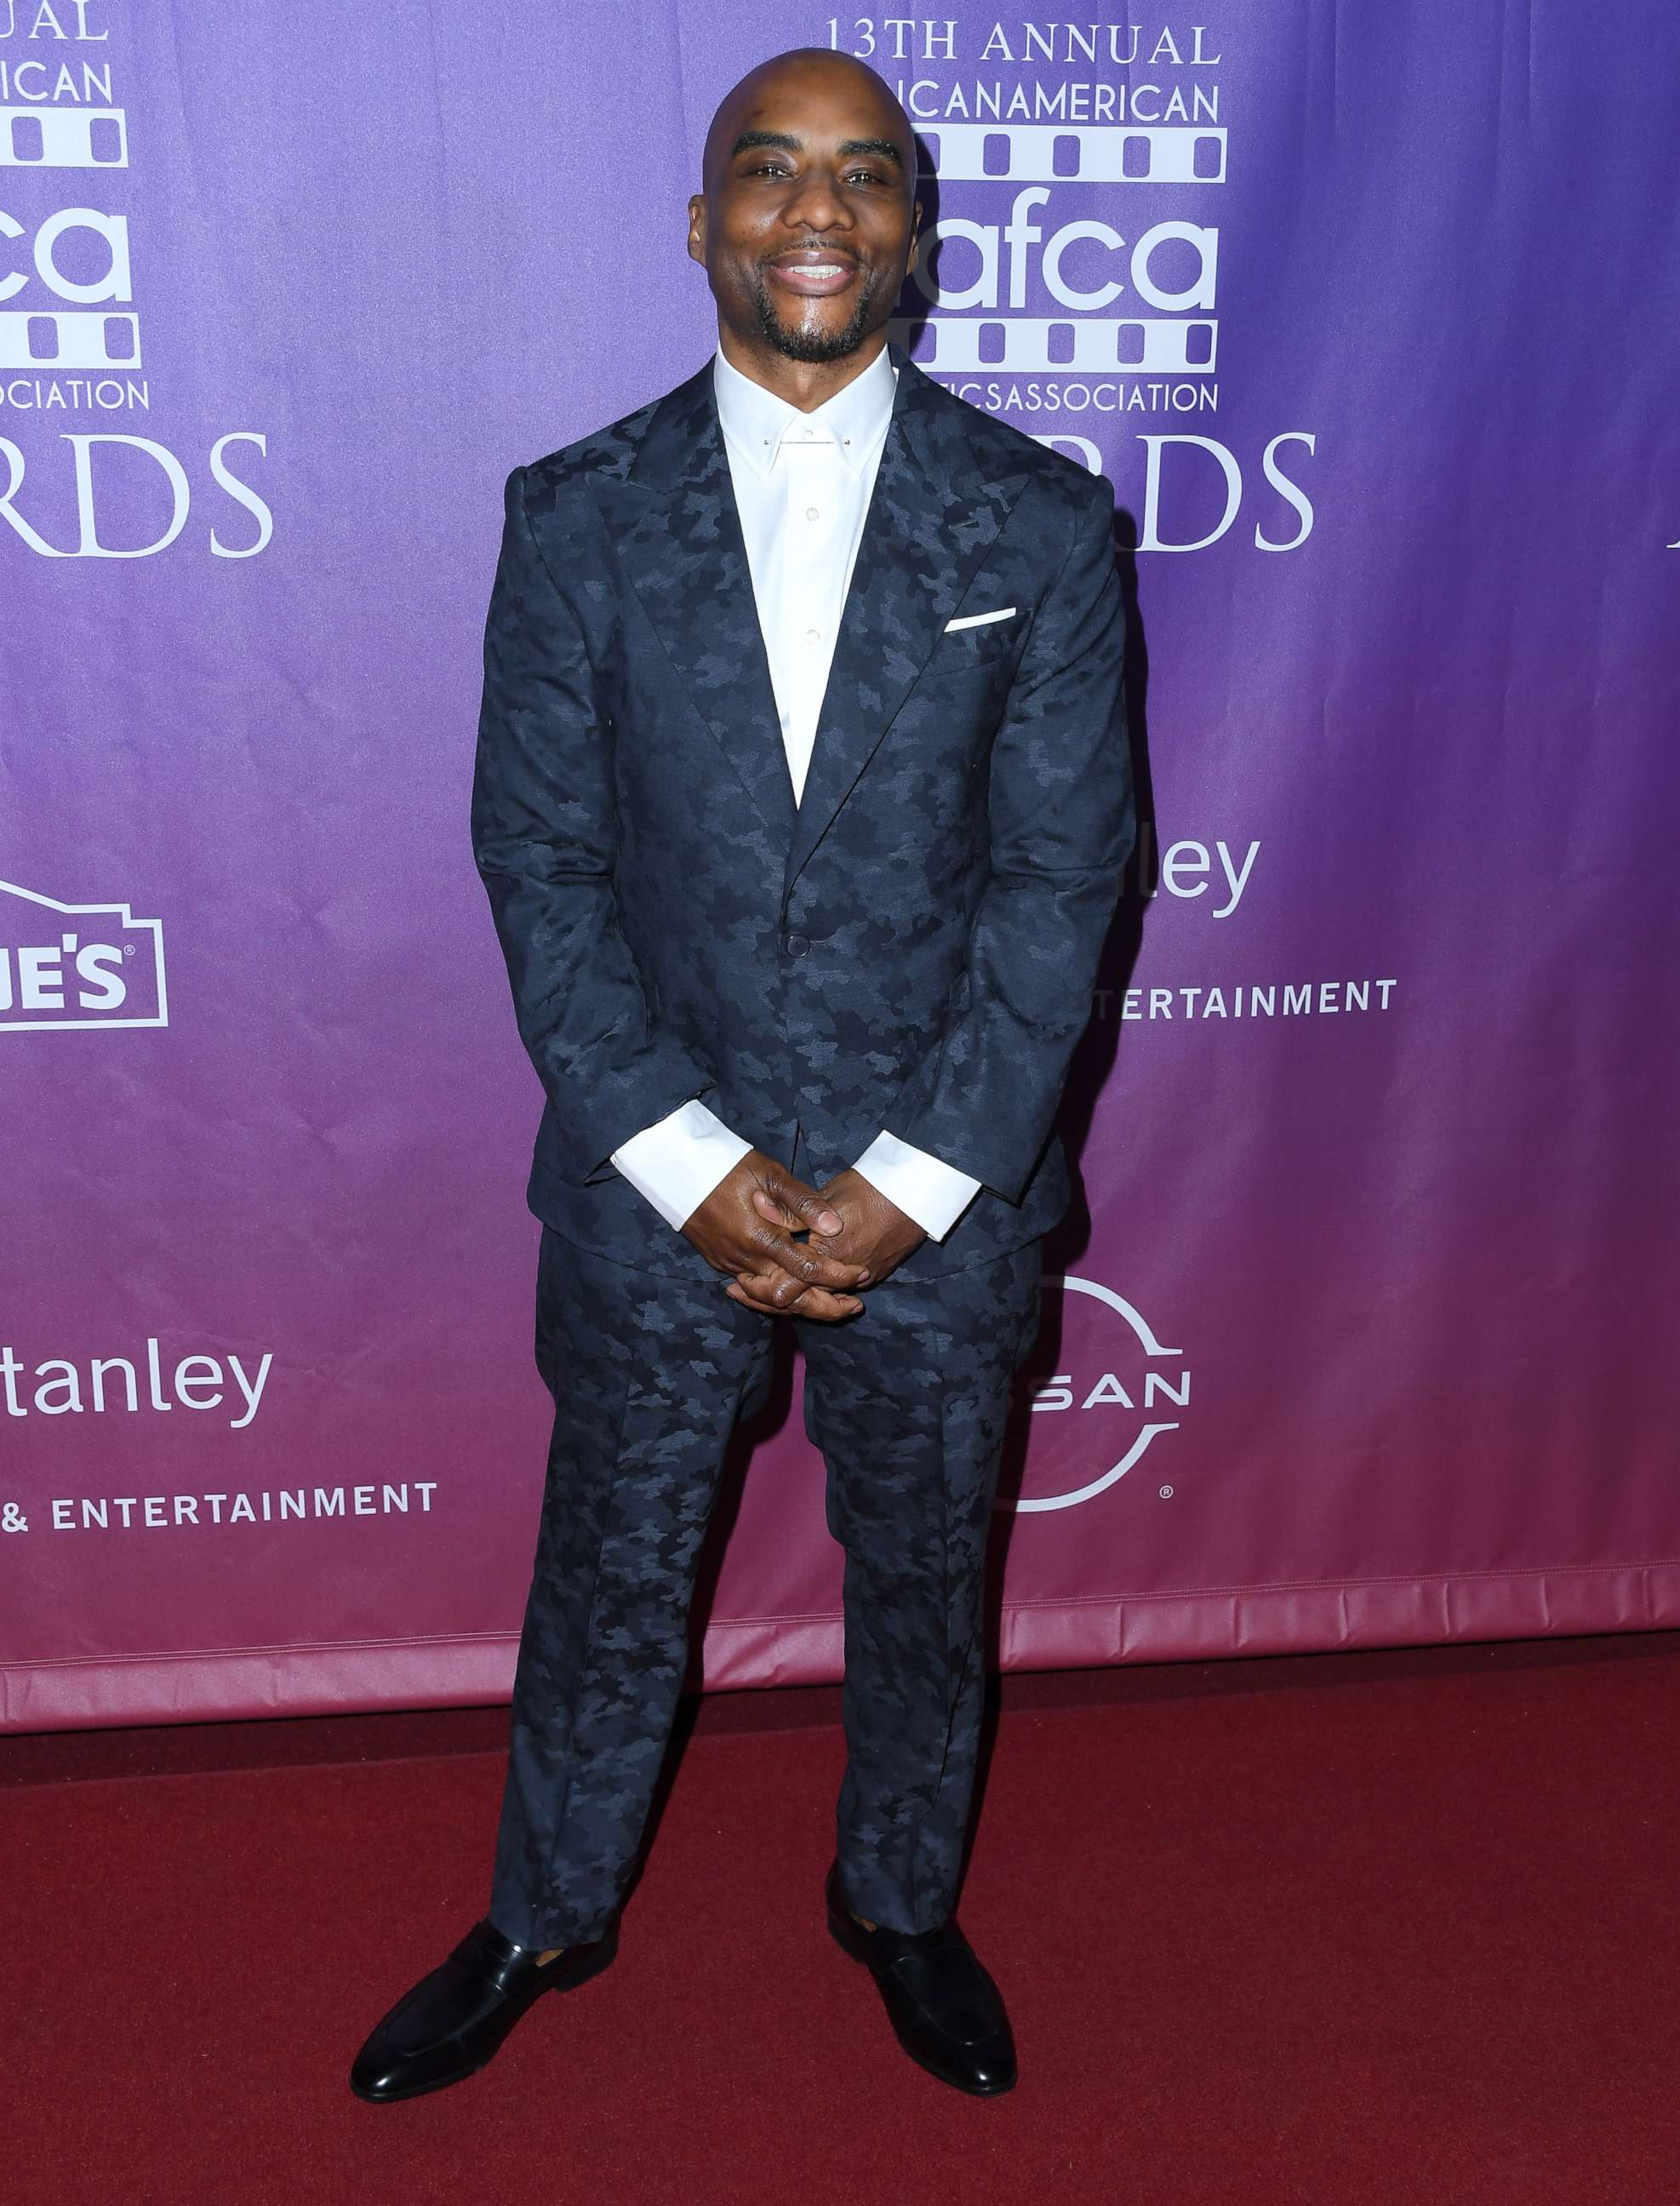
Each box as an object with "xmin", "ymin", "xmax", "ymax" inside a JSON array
[{"xmin": 7, "ymin": 1636, "xmax": 1680, "ymax": 2206}]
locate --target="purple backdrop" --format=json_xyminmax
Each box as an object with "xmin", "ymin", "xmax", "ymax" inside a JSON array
[{"xmin": 3, "ymin": 2, "xmax": 1677, "ymax": 1730}]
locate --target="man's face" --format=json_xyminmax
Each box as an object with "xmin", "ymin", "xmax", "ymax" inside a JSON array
[{"xmin": 689, "ymin": 60, "xmax": 920, "ymax": 366}]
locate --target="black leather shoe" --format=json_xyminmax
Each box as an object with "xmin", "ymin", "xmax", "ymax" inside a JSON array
[
  {"xmin": 825, "ymin": 1865, "xmax": 1017, "ymax": 2095},
  {"xmin": 349, "ymin": 1917, "xmax": 617, "ymax": 2102}
]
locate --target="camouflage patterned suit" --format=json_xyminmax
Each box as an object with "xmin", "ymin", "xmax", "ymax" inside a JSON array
[{"xmin": 473, "ymin": 344, "xmax": 1134, "ymax": 1943}]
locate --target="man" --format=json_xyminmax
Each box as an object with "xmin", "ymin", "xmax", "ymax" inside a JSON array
[{"xmin": 351, "ymin": 45, "xmax": 1133, "ymax": 2103}]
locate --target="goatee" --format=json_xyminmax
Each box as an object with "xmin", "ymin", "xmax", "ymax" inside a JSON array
[{"xmin": 751, "ymin": 265, "xmax": 883, "ymax": 363}]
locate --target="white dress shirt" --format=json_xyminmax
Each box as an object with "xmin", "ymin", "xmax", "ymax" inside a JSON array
[{"xmin": 609, "ymin": 344, "xmax": 981, "ymax": 1243}]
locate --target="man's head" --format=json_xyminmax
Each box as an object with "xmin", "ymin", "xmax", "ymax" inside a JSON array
[{"xmin": 688, "ymin": 49, "xmax": 920, "ymax": 371}]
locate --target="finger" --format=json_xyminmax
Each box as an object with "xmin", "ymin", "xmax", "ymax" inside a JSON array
[
  {"xmin": 734, "ymin": 1266, "xmax": 864, "ymax": 1321},
  {"xmin": 738, "ymin": 1260, "xmax": 818, "ymax": 1313},
  {"xmin": 747, "ymin": 1225, "xmax": 867, "ymax": 1291},
  {"xmin": 802, "ymin": 1243, "xmax": 868, "ymax": 1288},
  {"xmin": 748, "ymin": 1186, "xmax": 835, "ymax": 1241},
  {"xmin": 758, "ymin": 1169, "xmax": 844, "ymax": 1241},
  {"xmin": 734, "ymin": 1279, "xmax": 863, "ymax": 1323},
  {"xmin": 781, "ymin": 1286, "xmax": 864, "ymax": 1323}
]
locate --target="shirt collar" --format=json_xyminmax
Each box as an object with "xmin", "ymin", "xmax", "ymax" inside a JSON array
[{"xmin": 712, "ymin": 341, "xmax": 897, "ymax": 480}]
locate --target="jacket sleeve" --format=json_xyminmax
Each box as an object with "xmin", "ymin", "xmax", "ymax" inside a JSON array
[
  {"xmin": 470, "ymin": 463, "xmax": 717, "ymax": 1181},
  {"xmin": 887, "ymin": 474, "xmax": 1135, "ymax": 1203}
]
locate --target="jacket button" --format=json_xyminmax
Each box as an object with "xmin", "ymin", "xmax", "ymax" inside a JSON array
[{"xmin": 784, "ymin": 934, "xmax": 810, "ymax": 958}]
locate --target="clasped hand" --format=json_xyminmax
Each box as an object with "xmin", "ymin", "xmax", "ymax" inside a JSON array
[{"xmin": 681, "ymin": 1154, "xmax": 925, "ymax": 1322}]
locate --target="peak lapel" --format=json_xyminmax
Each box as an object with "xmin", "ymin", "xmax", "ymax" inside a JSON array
[
  {"xmin": 784, "ymin": 351, "xmax": 1031, "ymax": 889},
  {"xmin": 590, "ymin": 363, "xmax": 797, "ymax": 845}
]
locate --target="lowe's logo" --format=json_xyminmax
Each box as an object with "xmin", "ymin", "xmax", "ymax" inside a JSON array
[{"xmin": 0, "ymin": 879, "xmax": 166, "ymax": 1030}]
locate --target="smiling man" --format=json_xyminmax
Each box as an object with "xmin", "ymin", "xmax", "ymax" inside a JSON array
[{"xmin": 351, "ymin": 46, "xmax": 1133, "ymax": 2104}]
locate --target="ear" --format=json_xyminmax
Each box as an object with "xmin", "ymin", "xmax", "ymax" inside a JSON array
[{"xmin": 687, "ymin": 192, "xmax": 706, "ymax": 266}]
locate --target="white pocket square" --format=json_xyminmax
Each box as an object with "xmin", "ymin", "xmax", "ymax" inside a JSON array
[{"xmin": 945, "ymin": 606, "xmax": 1018, "ymax": 632}]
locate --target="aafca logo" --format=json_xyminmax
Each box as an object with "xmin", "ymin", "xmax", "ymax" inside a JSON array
[
  {"xmin": 0, "ymin": 880, "xmax": 166, "ymax": 1031},
  {"xmin": 1009, "ymin": 1276, "xmax": 1189, "ymax": 1512}
]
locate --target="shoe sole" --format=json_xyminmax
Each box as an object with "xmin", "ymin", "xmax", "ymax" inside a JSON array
[
  {"xmin": 350, "ymin": 1929, "xmax": 619, "ymax": 2105},
  {"xmin": 826, "ymin": 1911, "xmax": 1017, "ymax": 2098}
]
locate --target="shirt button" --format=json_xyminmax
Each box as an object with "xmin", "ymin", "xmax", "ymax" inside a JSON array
[
  {"xmin": 804, "ymin": 627, "xmax": 821, "ymax": 643},
  {"xmin": 784, "ymin": 934, "xmax": 810, "ymax": 958},
  {"xmin": 805, "ymin": 506, "xmax": 820, "ymax": 521}
]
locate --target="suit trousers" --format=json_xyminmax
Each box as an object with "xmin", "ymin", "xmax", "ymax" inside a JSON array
[{"xmin": 486, "ymin": 1225, "xmax": 1043, "ymax": 1945}]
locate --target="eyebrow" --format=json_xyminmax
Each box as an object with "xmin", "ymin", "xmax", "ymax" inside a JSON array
[{"xmin": 730, "ymin": 129, "xmax": 904, "ymax": 169}]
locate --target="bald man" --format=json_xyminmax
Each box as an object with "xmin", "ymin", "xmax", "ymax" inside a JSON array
[{"xmin": 351, "ymin": 46, "xmax": 1132, "ymax": 2103}]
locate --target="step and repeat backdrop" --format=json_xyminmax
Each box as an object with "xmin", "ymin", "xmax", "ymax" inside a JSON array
[{"xmin": 3, "ymin": 2, "xmax": 1677, "ymax": 1729}]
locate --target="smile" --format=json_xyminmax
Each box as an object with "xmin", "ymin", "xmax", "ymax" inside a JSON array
[{"xmin": 766, "ymin": 258, "xmax": 860, "ymax": 295}]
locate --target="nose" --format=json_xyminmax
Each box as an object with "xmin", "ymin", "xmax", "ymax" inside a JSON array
[{"xmin": 778, "ymin": 168, "xmax": 854, "ymax": 232}]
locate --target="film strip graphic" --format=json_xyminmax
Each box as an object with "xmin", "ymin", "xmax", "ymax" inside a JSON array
[
  {"xmin": 1, "ymin": 105, "xmax": 137, "ymax": 368},
  {"xmin": 0, "ymin": 311, "xmax": 140, "ymax": 369},
  {"xmin": 891, "ymin": 315, "xmax": 1214, "ymax": 374},
  {"xmin": 920, "ymin": 123, "xmax": 1226, "ymax": 186},
  {"xmin": 0, "ymin": 106, "xmax": 129, "ymax": 168},
  {"xmin": 906, "ymin": 122, "xmax": 1223, "ymax": 376}
]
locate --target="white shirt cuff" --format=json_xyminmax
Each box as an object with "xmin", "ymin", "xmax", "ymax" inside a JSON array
[
  {"xmin": 853, "ymin": 1129, "xmax": 980, "ymax": 1242},
  {"xmin": 610, "ymin": 1099, "xmax": 751, "ymax": 1231}
]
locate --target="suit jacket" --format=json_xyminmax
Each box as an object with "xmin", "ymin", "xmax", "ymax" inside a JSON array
[{"xmin": 471, "ymin": 340, "xmax": 1135, "ymax": 1283}]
